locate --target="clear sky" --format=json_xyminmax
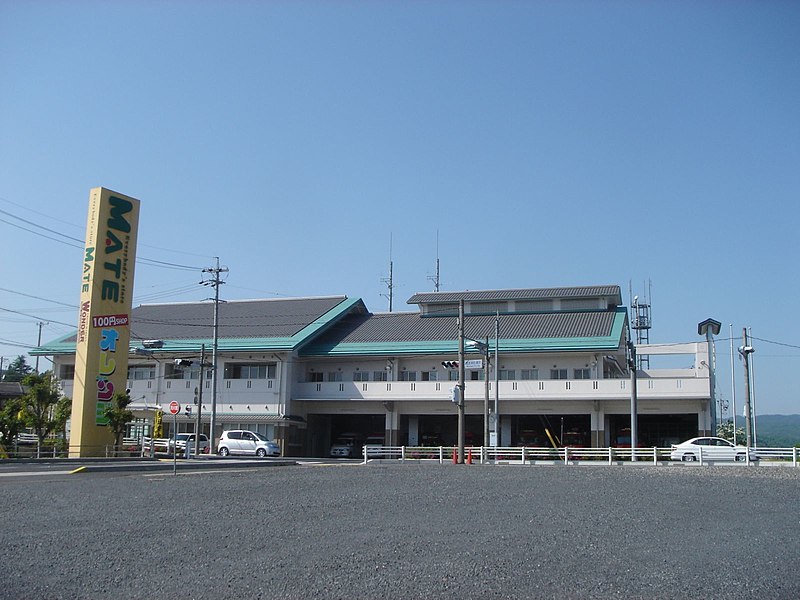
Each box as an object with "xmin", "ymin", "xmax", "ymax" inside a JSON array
[{"xmin": 1, "ymin": 1, "xmax": 798, "ymax": 415}]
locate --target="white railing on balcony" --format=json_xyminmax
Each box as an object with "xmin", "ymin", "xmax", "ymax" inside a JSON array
[{"xmin": 295, "ymin": 377, "xmax": 708, "ymax": 402}]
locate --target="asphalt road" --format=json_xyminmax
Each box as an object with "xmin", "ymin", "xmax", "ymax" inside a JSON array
[{"xmin": 1, "ymin": 463, "xmax": 798, "ymax": 599}]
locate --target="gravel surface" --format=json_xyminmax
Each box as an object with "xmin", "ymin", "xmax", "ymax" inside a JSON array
[{"xmin": 1, "ymin": 463, "xmax": 798, "ymax": 599}]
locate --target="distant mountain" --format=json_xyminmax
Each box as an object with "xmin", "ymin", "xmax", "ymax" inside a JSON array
[{"xmin": 732, "ymin": 414, "xmax": 800, "ymax": 447}]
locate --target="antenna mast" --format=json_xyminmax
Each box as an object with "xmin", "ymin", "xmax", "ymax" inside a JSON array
[
  {"xmin": 427, "ymin": 230, "xmax": 440, "ymax": 292},
  {"xmin": 380, "ymin": 234, "xmax": 394, "ymax": 312},
  {"xmin": 629, "ymin": 279, "xmax": 652, "ymax": 369}
]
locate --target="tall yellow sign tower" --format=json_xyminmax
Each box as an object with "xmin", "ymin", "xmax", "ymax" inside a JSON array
[{"xmin": 71, "ymin": 188, "xmax": 140, "ymax": 457}]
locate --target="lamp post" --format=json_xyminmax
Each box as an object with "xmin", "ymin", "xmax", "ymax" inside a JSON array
[
  {"xmin": 465, "ymin": 337, "xmax": 490, "ymax": 450},
  {"xmin": 457, "ymin": 300, "xmax": 465, "ymax": 464},
  {"xmin": 175, "ymin": 344, "xmax": 209, "ymax": 457}
]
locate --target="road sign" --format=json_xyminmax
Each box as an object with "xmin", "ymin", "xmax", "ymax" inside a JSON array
[
  {"xmin": 464, "ymin": 359, "xmax": 483, "ymax": 369},
  {"xmin": 168, "ymin": 401, "xmax": 180, "ymax": 415}
]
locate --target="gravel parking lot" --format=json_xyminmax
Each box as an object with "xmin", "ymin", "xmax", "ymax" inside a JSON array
[{"xmin": 1, "ymin": 463, "xmax": 798, "ymax": 599}]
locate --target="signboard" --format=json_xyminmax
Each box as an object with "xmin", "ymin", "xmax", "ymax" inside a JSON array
[
  {"xmin": 464, "ymin": 359, "xmax": 483, "ymax": 369},
  {"xmin": 71, "ymin": 188, "xmax": 140, "ymax": 457},
  {"xmin": 169, "ymin": 401, "xmax": 180, "ymax": 415}
]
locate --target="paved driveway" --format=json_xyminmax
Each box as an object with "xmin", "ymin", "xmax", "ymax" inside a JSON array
[{"xmin": 1, "ymin": 464, "xmax": 797, "ymax": 599}]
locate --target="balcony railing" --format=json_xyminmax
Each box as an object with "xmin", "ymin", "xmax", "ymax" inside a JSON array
[{"xmin": 293, "ymin": 377, "xmax": 709, "ymax": 402}]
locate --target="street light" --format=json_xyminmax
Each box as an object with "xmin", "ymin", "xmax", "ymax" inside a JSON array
[
  {"xmin": 465, "ymin": 337, "xmax": 490, "ymax": 451},
  {"xmin": 174, "ymin": 344, "xmax": 209, "ymax": 457}
]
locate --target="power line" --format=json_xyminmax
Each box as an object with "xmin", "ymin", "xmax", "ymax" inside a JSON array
[
  {"xmin": 0, "ymin": 206, "xmax": 203, "ymax": 271},
  {"xmin": 0, "ymin": 306, "xmax": 74, "ymax": 328},
  {"xmin": 0, "ymin": 287, "xmax": 78, "ymax": 309}
]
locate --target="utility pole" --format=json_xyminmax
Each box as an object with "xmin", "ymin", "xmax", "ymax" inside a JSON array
[
  {"xmin": 194, "ymin": 344, "xmax": 205, "ymax": 457},
  {"xmin": 202, "ymin": 258, "xmax": 227, "ymax": 452},
  {"xmin": 493, "ymin": 313, "xmax": 499, "ymax": 447},
  {"xmin": 739, "ymin": 328, "xmax": 755, "ymax": 448},
  {"xmin": 483, "ymin": 336, "xmax": 489, "ymax": 450},
  {"xmin": 457, "ymin": 299, "xmax": 465, "ymax": 464},
  {"xmin": 35, "ymin": 321, "xmax": 46, "ymax": 373},
  {"xmin": 628, "ymin": 340, "xmax": 638, "ymax": 461}
]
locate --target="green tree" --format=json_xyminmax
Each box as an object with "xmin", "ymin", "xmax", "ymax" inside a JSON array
[
  {"xmin": 717, "ymin": 419, "xmax": 746, "ymax": 444},
  {"xmin": 0, "ymin": 397, "xmax": 25, "ymax": 455},
  {"xmin": 3, "ymin": 355, "xmax": 33, "ymax": 382},
  {"xmin": 53, "ymin": 396, "xmax": 72, "ymax": 450},
  {"xmin": 103, "ymin": 392, "xmax": 134, "ymax": 448},
  {"xmin": 21, "ymin": 372, "xmax": 62, "ymax": 444}
]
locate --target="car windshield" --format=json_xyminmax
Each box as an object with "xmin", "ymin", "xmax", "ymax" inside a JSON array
[
  {"xmin": 176, "ymin": 434, "xmax": 190, "ymax": 441},
  {"xmin": 252, "ymin": 432, "xmax": 270, "ymax": 442}
]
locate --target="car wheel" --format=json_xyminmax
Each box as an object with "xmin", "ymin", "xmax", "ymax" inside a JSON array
[
  {"xmin": 682, "ymin": 454, "xmax": 696, "ymax": 462},
  {"xmin": 256, "ymin": 448, "xmax": 267, "ymax": 458},
  {"xmin": 218, "ymin": 447, "xmax": 230, "ymax": 457},
  {"xmin": 735, "ymin": 454, "xmax": 746, "ymax": 462}
]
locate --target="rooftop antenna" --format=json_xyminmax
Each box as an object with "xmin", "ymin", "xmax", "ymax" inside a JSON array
[
  {"xmin": 380, "ymin": 234, "xmax": 394, "ymax": 312},
  {"xmin": 427, "ymin": 230, "xmax": 440, "ymax": 292},
  {"xmin": 629, "ymin": 279, "xmax": 652, "ymax": 369}
]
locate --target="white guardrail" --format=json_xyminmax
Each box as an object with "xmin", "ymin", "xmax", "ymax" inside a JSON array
[{"xmin": 362, "ymin": 445, "xmax": 800, "ymax": 467}]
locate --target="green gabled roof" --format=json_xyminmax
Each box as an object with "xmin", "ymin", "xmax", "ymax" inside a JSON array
[
  {"xmin": 301, "ymin": 307, "xmax": 628, "ymax": 357},
  {"xmin": 33, "ymin": 296, "xmax": 367, "ymax": 356}
]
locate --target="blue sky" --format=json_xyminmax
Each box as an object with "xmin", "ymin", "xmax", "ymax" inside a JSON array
[{"xmin": 1, "ymin": 1, "xmax": 798, "ymax": 415}]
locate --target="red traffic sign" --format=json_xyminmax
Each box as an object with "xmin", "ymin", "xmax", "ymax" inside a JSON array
[{"xmin": 168, "ymin": 401, "xmax": 180, "ymax": 415}]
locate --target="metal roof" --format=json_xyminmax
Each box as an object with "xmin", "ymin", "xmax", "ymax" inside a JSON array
[
  {"xmin": 34, "ymin": 296, "xmax": 365, "ymax": 354},
  {"xmin": 407, "ymin": 285, "xmax": 622, "ymax": 305},
  {"xmin": 302, "ymin": 308, "xmax": 627, "ymax": 356}
]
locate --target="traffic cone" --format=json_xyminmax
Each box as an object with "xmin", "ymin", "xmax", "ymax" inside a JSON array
[
  {"xmin": 452, "ymin": 448, "xmax": 457, "ymax": 464},
  {"xmin": 467, "ymin": 448, "xmax": 473, "ymax": 465}
]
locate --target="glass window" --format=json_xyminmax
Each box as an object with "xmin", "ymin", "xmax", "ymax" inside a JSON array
[
  {"xmin": 521, "ymin": 369, "xmax": 539, "ymax": 380},
  {"xmin": 448, "ymin": 371, "xmax": 459, "ymax": 381},
  {"xmin": 226, "ymin": 363, "xmax": 271, "ymax": 379},
  {"xmin": 499, "ymin": 369, "xmax": 516, "ymax": 381},
  {"xmin": 327, "ymin": 371, "xmax": 342, "ymax": 382},
  {"xmin": 573, "ymin": 368, "xmax": 591, "ymax": 380},
  {"xmin": 421, "ymin": 371, "xmax": 438, "ymax": 381},
  {"xmin": 128, "ymin": 364, "xmax": 155, "ymax": 380},
  {"xmin": 372, "ymin": 371, "xmax": 388, "ymax": 382},
  {"xmin": 59, "ymin": 364, "xmax": 75, "ymax": 380},
  {"xmin": 307, "ymin": 372, "xmax": 323, "ymax": 383},
  {"xmin": 353, "ymin": 371, "xmax": 369, "ymax": 382},
  {"xmin": 399, "ymin": 371, "xmax": 417, "ymax": 381},
  {"xmin": 550, "ymin": 368, "xmax": 568, "ymax": 380}
]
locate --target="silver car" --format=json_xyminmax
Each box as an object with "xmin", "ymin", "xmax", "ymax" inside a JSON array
[
  {"xmin": 218, "ymin": 430, "xmax": 281, "ymax": 457},
  {"xmin": 670, "ymin": 437, "xmax": 756, "ymax": 462},
  {"xmin": 169, "ymin": 433, "xmax": 209, "ymax": 455}
]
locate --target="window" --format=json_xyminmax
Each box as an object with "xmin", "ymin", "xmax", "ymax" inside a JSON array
[
  {"xmin": 550, "ymin": 368, "xmax": 568, "ymax": 380},
  {"xmin": 226, "ymin": 363, "xmax": 273, "ymax": 379},
  {"xmin": 59, "ymin": 364, "xmax": 75, "ymax": 380},
  {"xmin": 421, "ymin": 371, "xmax": 438, "ymax": 381},
  {"xmin": 399, "ymin": 371, "xmax": 417, "ymax": 381},
  {"xmin": 498, "ymin": 369, "xmax": 515, "ymax": 380},
  {"xmin": 516, "ymin": 300, "xmax": 553, "ymax": 312},
  {"xmin": 307, "ymin": 372, "xmax": 323, "ymax": 383},
  {"xmin": 521, "ymin": 369, "xmax": 539, "ymax": 380},
  {"xmin": 561, "ymin": 299, "xmax": 599, "ymax": 310},
  {"xmin": 128, "ymin": 364, "xmax": 155, "ymax": 380},
  {"xmin": 353, "ymin": 371, "xmax": 369, "ymax": 382},
  {"xmin": 327, "ymin": 371, "xmax": 342, "ymax": 382},
  {"xmin": 372, "ymin": 371, "xmax": 388, "ymax": 382},
  {"xmin": 573, "ymin": 368, "xmax": 591, "ymax": 380},
  {"xmin": 448, "ymin": 371, "xmax": 459, "ymax": 381},
  {"xmin": 470, "ymin": 301, "xmax": 507, "ymax": 314}
]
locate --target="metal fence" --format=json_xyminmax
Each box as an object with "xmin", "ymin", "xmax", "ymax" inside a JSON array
[{"xmin": 362, "ymin": 445, "xmax": 800, "ymax": 467}]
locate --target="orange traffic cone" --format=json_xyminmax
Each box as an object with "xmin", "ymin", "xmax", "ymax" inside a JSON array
[
  {"xmin": 467, "ymin": 448, "xmax": 473, "ymax": 465},
  {"xmin": 452, "ymin": 448, "xmax": 457, "ymax": 464}
]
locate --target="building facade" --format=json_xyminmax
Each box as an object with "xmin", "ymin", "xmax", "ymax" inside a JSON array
[{"xmin": 36, "ymin": 285, "xmax": 714, "ymax": 456}]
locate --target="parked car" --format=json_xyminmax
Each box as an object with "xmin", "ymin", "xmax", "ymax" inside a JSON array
[
  {"xmin": 330, "ymin": 434, "xmax": 359, "ymax": 458},
  {"xmin": 670, "ymin": 437, "xmax": 756, "ymax": 462},
  {"xmin": 218, "ymin": 430, "xmax": 281, "ymax": 457},
  {"xmin": 169, "ymin": 433, "xmax": 210, "ymax": 455},
  {"xmin": 363, "ymin": 435, "xmax": 389, "ymax": 458}
]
